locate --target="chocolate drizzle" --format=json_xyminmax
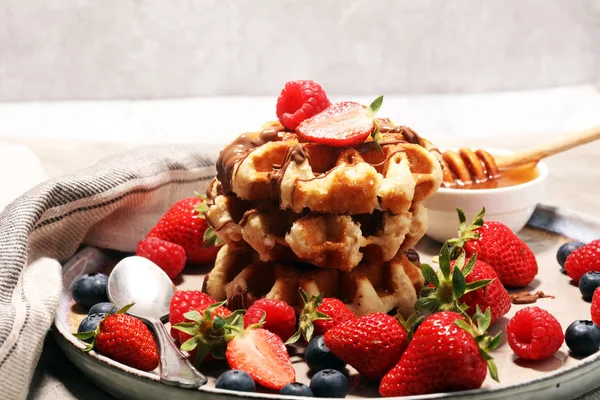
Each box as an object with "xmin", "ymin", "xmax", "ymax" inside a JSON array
[
  {"xmin": 216, "ymin": 125, "xmax": 286, "ymax": 194},
  {"xmin": 269, "ymin": 143, "xmax": 308, "ymax": 202},
  {"xmin": 510, "ymin": 290, "xmax": 555, "ymax": 304},
  {"xmin": 376, "ymin": 118, "xmax": 422, "ymax": 146}
]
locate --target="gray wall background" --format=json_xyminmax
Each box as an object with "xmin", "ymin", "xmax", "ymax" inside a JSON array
[{"xmin": 1, "ymin": 0, "xmax": 599, "ymax": 101}]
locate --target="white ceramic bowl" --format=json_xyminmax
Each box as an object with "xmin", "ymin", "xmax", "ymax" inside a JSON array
[{"xmin": 423, "ymin": 149, "xmax": 549, "ymax": 243}]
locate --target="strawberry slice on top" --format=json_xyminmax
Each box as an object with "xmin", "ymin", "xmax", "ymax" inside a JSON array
[{"xmin": 297, "ymin": 96, "xmax": 383, "ymax": 148}]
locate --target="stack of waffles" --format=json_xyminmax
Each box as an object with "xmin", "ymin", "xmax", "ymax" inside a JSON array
[{"xmin": 202, "ymin": 119, "xmax": 443, "ymax": 317}]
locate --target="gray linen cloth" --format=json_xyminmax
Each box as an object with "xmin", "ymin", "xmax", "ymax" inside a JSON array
[{"xmin": 0, "ymin": 145, "xmax": 216, "ymax": 399}]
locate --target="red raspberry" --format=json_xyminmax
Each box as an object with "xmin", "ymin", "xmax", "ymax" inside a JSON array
[
  {"xmin": 276, "ymin": 80, "xmax": 330, "ymax": 130},
  {"xmin": 591, "ymin": 288, "xmax": 600, "ymax": 326},
  {"xmin": 314, "ymin": 298, "xmax": 355, "ymax": 336},
  {"xmin": 168, "ymin": 290, "xmax": 215, "ymax": 339},
  {"xmin": 565, "ymin": 240, "xmax": 600, "ymax": 283},
  {"xmin": 506, "ymin": 306, "xmax": 564, "ymax": 360},
  {"xmin": 136, "ymin": 237, "xmax": 186, "ymax": 279},
  {"xmin": 244, "ymin": 298, "xmax": 297, "ymax": 341}
]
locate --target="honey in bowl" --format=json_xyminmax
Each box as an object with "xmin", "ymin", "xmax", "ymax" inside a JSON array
[{"xmin": 452, "ymin": 163, "xmax": 540, "ymax": 190}]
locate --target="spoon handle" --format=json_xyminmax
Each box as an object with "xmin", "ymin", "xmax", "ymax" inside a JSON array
[{"xmin": 148, "ymin": 318, "xmax": 208, "ymax": 388}]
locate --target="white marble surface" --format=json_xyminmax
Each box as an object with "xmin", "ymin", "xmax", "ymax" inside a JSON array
[{"xmin": 1, "ymin": 0, "xmax": 599, "ymax": 101}]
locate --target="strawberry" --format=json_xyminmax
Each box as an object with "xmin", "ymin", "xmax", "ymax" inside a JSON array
[
  {"xmin": 136, "ymin": 237, "xmax": 186, "ymax": 279},
  {"xmin": 448, "ymin": 208, "xmax": 538, "ymax": 288},
  {"xmin": 174, "ymin": 301, "xmax": 238, "ymax": 366},
  {"xmin": 417, "ymin": 244, "xmax": 511, "ymax": 325},
  {"xmin": 74, "ymin": 304, "xmax": 159, "ymax": 372},
  {"xmin": 226, "ymin": 328, "xmax": 296, "ymax": 390},
  {"xmin": 169, "ymin": 290, "xmax": 216, "ymax": 339},
  {"xmin": 324, "ymin": 312, "xmax": 410, "ymax": 380},
  {"xmin": 379, "ymin": 309, "xmax": 500, "ymax": 397},
  {"xmin": 297, "ymin": 96, "xmax": 384, "ymax": 148},
  {"xmin": 147, "ymin": 197, "xmax": 220, "ymax": 264},
  {"xmin": 243, "ymin": 298, "xmax": 297, "ymax": 342},
  {"xmin": 592, "ymin": 287, "xmax": 600, "ymax": 326},
  {"xmin": 565, "ymin": 240, "xmax": 600, "ymax": 283},
  {"xmin": 287, "ymin": 289, "xmax": 355, "ymax": 344}
]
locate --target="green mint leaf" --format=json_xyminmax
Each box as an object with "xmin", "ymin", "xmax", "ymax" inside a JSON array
[
  {"xmin": 421, "ymin": 264, "xmax": 439, "ymax": 287},
  {"xmin": 452, "ymin": 266, "xmax": 466, "ymax": 299},
  {"xmin": 368, "ymin": 95, "xmax": 384, "ymax": 114}
]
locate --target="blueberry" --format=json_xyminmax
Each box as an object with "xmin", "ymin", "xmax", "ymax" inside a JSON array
[
  {"xmin": 215, "ymin": 370, "xmax": 256, "ymax": 392},
  {"xmin": 579, "ymin": 272, "xmax": 600, "ymax": 301},
  {"xmin": 305, "ymin": 335, "xmax": 346, "ymax": 372},
  {"xmin": 280, "ymin": 382, "xmax": 314, "ymax": 397},
  {"xmin": 77, "ymin": 313, "xmax": 105, "ymax": 334},
  {"xmin": 72, "ymin": 273, "xmax": 109, "ymax": 309},
  {"xmin": 88, "ymin": 302, "xmax": 117, "ymax": 315},
  {"xmin": 557, "ymin": 241, "xmax": 585, "ymax": 268},
  {"xmin": 565, "ymin": 320, "xmax": 600, "ymax": 357},
  {"xmin": 310, "ymin": 369, "xmax": 349, "ymax": 398}
]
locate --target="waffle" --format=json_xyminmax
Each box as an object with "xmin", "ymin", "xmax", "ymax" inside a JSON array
[
  {"xmin": 202, "ymin": 245, "xmax": 425, "ymax": 317},
  {"xmin": 215, "ymin": 119, "xmax": 443, "ymax": 215},
  {"xmin": 205, "ymin": 182, "xmax": 427, "ymax": 270}
]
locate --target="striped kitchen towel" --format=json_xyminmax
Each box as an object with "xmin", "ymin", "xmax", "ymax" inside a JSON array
[{"xmin": 0, "ymin": 145, "xmax": 218, "ymax": 399}]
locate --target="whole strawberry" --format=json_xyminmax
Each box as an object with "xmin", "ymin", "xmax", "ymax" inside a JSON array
[
  {"xmin": 244, "ymin": 298, "xmax": 297, "ymax": 342},
  {"xmin": 417, "ymin": 244, "xmax": 511, "ymax": 325},
  {"xmin": 74, "ymin": 304, "xmax": 159, "ymax": 372},
  {"xmin": 136, "ymin": 237, "xmax": 186, "ymax": 279},
  {"xmin": 448, "ymin": 208, "xmax": 537, "ymax": 288},
  {"xmin": 379, "ymin": 309, "xmax": 500, "ymax": 397},
  {"xmin": 324, "ymin": 313, "xmax": 409, "ymax": 380},
  {"xmin": 169, "ymin": 290, "xmax": 215, "ymax": 339},
  {"xmin": 565, "ymin": 240, "xmax": 600, "ymax": 283},
  {"xmin": 287, "ymin": 289, "xmax": 355, "ymax": 344},
  {"xmin": 147, "ymin": 197, "xmax": 220, "ymax": 264},
  {"xmin": 226, "ymin": 327, "xmax": 296, "ymax": 390}
]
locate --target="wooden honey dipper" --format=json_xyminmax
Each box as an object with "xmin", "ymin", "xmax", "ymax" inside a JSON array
[{"xmin": 441, "ymin": 125, "xmax": 600, "ymax": 188}]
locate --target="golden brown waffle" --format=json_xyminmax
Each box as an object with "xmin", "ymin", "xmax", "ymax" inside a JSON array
[
  {"xmin": 215, "ymin": 119, "xmax": 443, "ymax": 215},
  {"xmin": 205, "ymin": 182, "xmax": 427, "ymax": 270},
  {"xmin": 202, "ymin": 245, "xmax": 425, "ymax": 317}
]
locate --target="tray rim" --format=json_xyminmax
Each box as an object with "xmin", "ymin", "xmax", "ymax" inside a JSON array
[{"xmin": 53, "ymin": 203, "xmax": 600, "ymax": 400}]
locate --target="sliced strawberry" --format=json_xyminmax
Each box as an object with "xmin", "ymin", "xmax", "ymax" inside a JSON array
[
  {"xmin": 226, "ymin": 328, "xmax": 295, "ymax": 390},
  {"xmin": 297, "ymin": 100, "xmax": 379, "ymax": 147}
]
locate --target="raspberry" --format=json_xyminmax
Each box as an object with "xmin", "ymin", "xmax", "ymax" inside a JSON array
[
  {"xmin": 136, "ymin": 237, "xmax": 186, "ymax": 279},
  {"xmin": 591, "ymin": 288, "xmax": 600, "ymax": 326},
  {"xmin": 506, "ymin": 306, "xmax": 564, "ymax": 360},
  {"xmin": 276, "ymin": 80, "xmax": 330, "ymax": 130},
  {"xmin": 244, "ymin": 298, "xmax": 297, "ymax": 341},
  {"xmin": 565, "ymin": 240, "xmax": 600, "ymax": 283},
  {"xmin": 314, "ymin": 298, "xmax": 355, "ymax": 336},
  {"xmin": 168, "ymin": 290, "xmax": 215, "ymax": 339}
]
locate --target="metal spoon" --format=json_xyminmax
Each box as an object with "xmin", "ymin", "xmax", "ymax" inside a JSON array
[{"xmin": 107, "ymin": 256, "xmax": 207, "ymax": 388}]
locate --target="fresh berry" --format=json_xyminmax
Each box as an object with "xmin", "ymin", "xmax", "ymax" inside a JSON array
[
  {"xmin": 506, "ymin": 306, "xmax": 564, "ymax": 360},
  {"xmin": 565, "ymin": 320, "xmax": 600, "ymax": 357},
  {"xmin": 448, "ymin": 208, "xmax": 538, "ymax": 288},
  {"xmin": 226, "ymin": 328, "xmax": 295, "ymax": 390},
  {"xmin": 305, "ymin": 335, "xmax": 346, "ymax": 373},
  {"xmin": 290, "ymin": 290, "xmax": 355, "ymax": 343},
  {"xmin": 244, "ymin": 298, "xmax": 296, "ymax": 341},
  {"xmin": 77, "ymin": 313, "xmax": 105, "ymax": 334},
  {"xmin": 580, "ymin": 272, "xmax": 600, "ymax": 301},
  {"xmin": 417, "ymin": 246, "xmax": 510, "ymax": 325},
  {"xmin": 565, "ymin": 240, "xmax": 600, "ymax": 283},
  {"xmin": 136, "ymin": 237, "xmax": 186, "ymax": 279},
  {"xmin": 310, "ymin": 369, "xmax": 349, "ymax": 398},
  {"xmin": 176, "ymin": 301, "xmax": 233, "ymax": 365},
  {"xmin": 297, "ymin": 97, "xmax": 383, "ymax": 148},
  {"xmin": 169, "ymin": 290, "xmax": 215, "ymax": 339},
  {"xmin": 74, "ymin": 304, "xmax": 159, "ymax": 372},
  {"xmin": 147, "ymin": 197, "xmax": 220, "ymax": 264},
  {"xmin": 280, "ymin": 382, "xmax": 314, "ymax": 397},
  {"xmin": 557, "ymin": 241, "xmax": 585, "ymax": 267},
  {"xmin": 276, "ymin": 80, "xmax": 331, "ymax": 130},
  {"xmin": 379, "ymin": 310, "xmax": 499, "ymax": 397},
  {"xmin": 72, "ymin": 273, "xmax": 109, "ymax": 309},
  {"xmin": 88, "ymin": 302, "xmax": 116, "ymax": 315},
  {"xmin": 324, "ymin": 312, "xmax": 407, "ymax": 380},
  {"xmin": 215, "ymin": 370, "xmax": 256, "ymax": 392},
  {"xmin": 592, "ymin": 287, "xmax": 600, "ymax": 326}
]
